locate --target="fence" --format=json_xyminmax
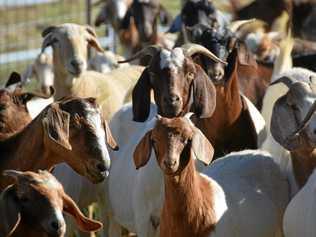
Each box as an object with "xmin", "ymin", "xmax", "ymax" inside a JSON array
[{"xmin": 0, "ymin": 0, "xmax": 115, "ymax": 85}]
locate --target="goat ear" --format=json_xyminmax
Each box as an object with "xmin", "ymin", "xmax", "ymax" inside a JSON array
[
  {"xmin": 5, "ymin": 72, "xmax": 22, "ymax": 88},
  {"xmin": 85, "ymin": 26, "xmax": 104, "ymax": 53},
  {"xmin": 191, "ymin": 129, "xmax": 214, "ymax": 165},
  {"xmin": 62, "ymin": 191, "xmax": 103, "ymax": 232},
  {"xmin": 42, "ymin": 104, "xmax": 72, "ymax": 151},
  {"xmin": 120, "ymin": 8, "xmax": 132, "ymax": 30},
  {"xmin": 94, "ymin": 6, "xmax": 108, "ymax": 27},
  {"xmin": 0, "ymin": 186, "xmax": 21, "ymax": 237},
  {"xmin": 237, "ymin": 43, "xmax": 257, "ymax": 68},
  {"xmin": 159, "ymin": 4, "xmax": 172, "ymax": 26},
  {"xmin": 132, "ymin": 68, "xmax": 152, "ymax": 122},
  {"xmin": 41, "ymin": 26, "xmax": 57, "ymax": 52},
  {"xmin": 192, "ymin": 65, "xmax": 216, "ymax": 118},
  {"xmin": 133, "ymin": 131, "xmax": 152, "ymax": 169},
  {"xmin": 271, "ymin": 95, "xmax": 301, "ymax": 151},
  {"xmin": 103, "ymin": 119, "xmax": 119, "ymax": 151}
]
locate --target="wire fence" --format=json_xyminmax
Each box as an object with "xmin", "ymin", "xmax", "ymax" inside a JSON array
[{"xmin": 0, "ymin": 0, "xmax": 114, "ymax": 85}]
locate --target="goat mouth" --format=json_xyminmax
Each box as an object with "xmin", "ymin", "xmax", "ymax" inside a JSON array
[
  {"xmin": 85, "ymin": 165, "xmax": 107, "ymax": 183},
  {"xmin": 68, "ymin": 68, "xmax": 82, "ymax": 77}
]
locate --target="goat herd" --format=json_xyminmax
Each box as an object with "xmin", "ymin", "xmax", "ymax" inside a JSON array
[{"xmin": 1, "ymin": 0, "xmax": 316, "ymax": 236}]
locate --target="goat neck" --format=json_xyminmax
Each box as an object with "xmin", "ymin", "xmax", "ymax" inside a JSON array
[
  {"xmin": 290, "ymin": 147, "xmax": 316, "ymax": 189},
  {"xmin": 196, "ymin": 58, "xmax": 256, "ymax": 157},
  {"xmin": 53, "ymin": 53, "xmax": 73, "ymax": 99},
  {"xmin": 0, "ymin": 115, "xmax": 55, "ymax": 190},
  {"xmin": 161, "ymin": 154, "xmax": 216, "ymax": 237}
]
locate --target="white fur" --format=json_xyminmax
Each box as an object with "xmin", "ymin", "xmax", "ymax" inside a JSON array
[
  {"xmin": 27, "ymin": 97, "xmax": 54, "ymax": 119},
  {"xmin": 283, "ymin": 168, "xmax": 316, "ymax": 237},
  {"xmin": 260, "ymin": 67, "xmax": 316, "ymax": 197},
  {"xmin": 205, "ymin": 150, "xmax": 289, "ymax": 237},
  {"xmin": 159, "ymin": 48, "xmax": 185, "ymax": 73}
]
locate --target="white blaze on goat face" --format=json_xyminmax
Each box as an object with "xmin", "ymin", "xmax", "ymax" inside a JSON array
[
  {"xmin": 159, "ymin": 48, "xmax": 185, "ymax": 73},
  {"xmin": 85, "ymin": 104, "xmax": 111, "ymax": 171}
]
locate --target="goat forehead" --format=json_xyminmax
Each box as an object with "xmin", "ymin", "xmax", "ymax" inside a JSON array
[{"xmin": 159, "ymin": 48, "xmax": 185, "ymax": 72}]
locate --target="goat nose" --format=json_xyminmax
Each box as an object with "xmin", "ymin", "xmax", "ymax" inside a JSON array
[
  {"xmin": 50, "ymin": 220, "xmax": 61, "ymax": 231},
  {"xmin": 164, "ymin": 159, "xmax": 176, "ymax": 168},
  {"xmin": 96, "ymin": 163, "xmax": 107, "ymax": 172},
  {"xmin": 164, "ymin": 95, "xmax": 180, "ymax": 105},
  {"xmin": 214, "ymin": 69, "xmax": 224, "ymax": 80},
  {"xmin": 70, "ymin": 59, "xmax": 83, "ymax": 69}
]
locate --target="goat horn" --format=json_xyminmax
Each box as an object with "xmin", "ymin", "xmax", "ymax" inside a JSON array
[
  {"xmin": 181, "ymin": 43, "xmax": 227, "ymax": 65},
  {"xmin": 229, "ymin": 19, "xmax": 256, "ymax": 33},
  {"xmin": 286, "ymin": 100, "xmax": 316, "ymax": 143},
  {"xmin": 118, "ymin": 45, "xmax": 162, "ymax": 64},
  {"xmin": 3, "ymin": 170, "xmax": 24, "ymax": 180}
]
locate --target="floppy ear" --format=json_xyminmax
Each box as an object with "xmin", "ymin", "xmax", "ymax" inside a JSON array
[
  {"xmin": 5, "ymin": 72, "xmax": 22, "ymax": 88},
  {"xmin": 0, "ymin": 186, "xmax": 21, "ymax": 237},
  {"xmin": 237, "ymin": 43, "xmax": 257, "ymax": 68},
  {"xmin": 271, "ymin": 95, "xmax": 302, "ymax": 151},
  {"xmin": 159, "ymin": 4, "xmax": 173, "ymax": 26},
  {"xmin": 132, "ymin": 68, "xmax": 152, "ymax": 122},
  {"xmin": 62, "ymin": 191, "xmax": 103, "ymax": 232},
  {"xmin": 42, "ymin": 103, "xmax": 72, "ymax": 150},
  {"xmin": 85, "ymin": 26, "xmax": 104, "ymax": 53},
  {"xmin": 41, "ymin": 26, "xmax": 58, "ymax": 52},
  {"xmin": 192, "ymin": 65, "xmax": 217, "ymax": 118},
  {"xmin": 133, "ymin": 131, "xmax": 152, "ymax": 169},
  {"xmin": 103, "ymin": 119, "xmax": 119, "ymax": 151},
  {"xmin": 94, "ymin": 5, "xmax": 108, "ymax": 27},
  {"xmin": 191, "ymin": 129, "xmax": 214, "ymax": 165}
]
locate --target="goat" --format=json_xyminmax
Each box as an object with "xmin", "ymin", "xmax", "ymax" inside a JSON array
[
  {"xmin": 107, "ymin": 43, "xmax": 261, "ymax": 236},
  {"xmin": 169, "ymin": 0, "xmax": 229, "ymax": 47},
  {"xmin": 94, "ymin": 0, "xmax": 132, "ymax": 31},
  {"xmin": 134, "ymin": 115, "xmax": 289, "ymax": 237},
  {"xmin": 41, "ymin": 23, "xmax": 144, "ymax": 118},
  {"xmin": 0, "ymin": 72, "xmax": 54, "ymax": 140},
  {"xmin": 126, "ymin": 42, "xmax": 265, "ymax": 157},
  {"xmin": 189, "ymin": 21, "xmax": 273, "ymax": 111},
  {"xmin": 0, "ymin": 170, "xmax": 102, "ymax": 237},
  {"xmin": 0, "ymin": 96, "xmax": 118, "ymax": 190},
  {"xmin": 283, "ymin": 168, "xmax": 316, "ymax": 237},
  {"xmin": 120, "ymin": 0, "xmax": 173, "ymax": 54},
  {"xmin": 22, "ymin": 51, "xmax": 54, "ymax": 96}
]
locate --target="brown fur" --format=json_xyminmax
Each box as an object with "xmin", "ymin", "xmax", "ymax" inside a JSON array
[
  {"xmin": 0, "ymin": 170, "xmax": 102, "ymax": 237},
  {"xmin": 134, "ymin": 117, "xmax": 217, "ymax": 237},
  {"xmin": 0, "ymin": 97, "xmax": 117, "ymax": 190}
]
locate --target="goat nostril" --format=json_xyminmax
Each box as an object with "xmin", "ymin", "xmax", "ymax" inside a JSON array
[
  {"xmin": 164, "ymin": 160, "xmax": 176, "ymax": 168},
  {"xmin": 71, "ymin": 60, "xmax": 83, "ymax": 68},
  {"xmin": 51, "ymin": 221, "xmax": 61, "ymax": 231},
  {"xmin": 96, "ymin": 163, "xmax": 107, "ymax": 172}
]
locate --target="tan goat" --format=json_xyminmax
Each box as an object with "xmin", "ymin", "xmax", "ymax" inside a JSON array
[
  {"xmin": 0, "ymin": 170, "xmax": 102, "ymax": 237},
  {"xmin": 41, "ymin": 23, "xmax": 144, "ymax": 119}
]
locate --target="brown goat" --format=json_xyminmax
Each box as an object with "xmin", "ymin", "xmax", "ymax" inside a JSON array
[
  {"xmin": 129, "ymin": 43, "xmax": 260, "ymax": 158},
  {"xmin": 0, "ymin": 72, "xmax": 53, "ymax": 140},
  {"xmin": 0, "ymin": 170, "xmax": 102, "ymax": 237},
  {"xmin": 133, "ymin": 115, "xmax": 215, "ymax": 237},
  {"xmin": 0, "ymin": 96, "xmax": 118, "ymax": 190},
  {"xmin": 133, "ymin": 115, "xmax": 288, "ymax": 237}
]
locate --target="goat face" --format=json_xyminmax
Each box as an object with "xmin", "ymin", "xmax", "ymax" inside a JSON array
[
  {"xmin": 43, "ymin": 97, "xmax": 118, "ymax": 183},
  {"xmin": 34, "ymin": 52, "xmax": 54, "ymax": 95},
  {"xmin": 181, "ymin": 0, "xmax": 217, "ymax": 28},
  {"xmin": 271, "ymin": 78, "xmax": 316, "ymax": 151},
  {"xmin": 133, "ymin": 115, "xmax": 214, "ymax": 172},
  {"xmin": 41, "ymin": 24, "xmax": 104, "ymax": 77},
  {"xmin": 190, "ymin": 25, "xmax": 234, "ymax": 82},
  {"xmin": 1, "ymin": 170, "xmax": 102, "ymax": 236},
  {"xmin": 130, "ymin": 44, "xmax": 223, "ymax": 121},
  {"xmin": 150, "ymin": 48, "xmax": 194, "ymax": 117},
  {"xmin": 130, "ymin": 0, "xmax": 160, "ymax": 42}
]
